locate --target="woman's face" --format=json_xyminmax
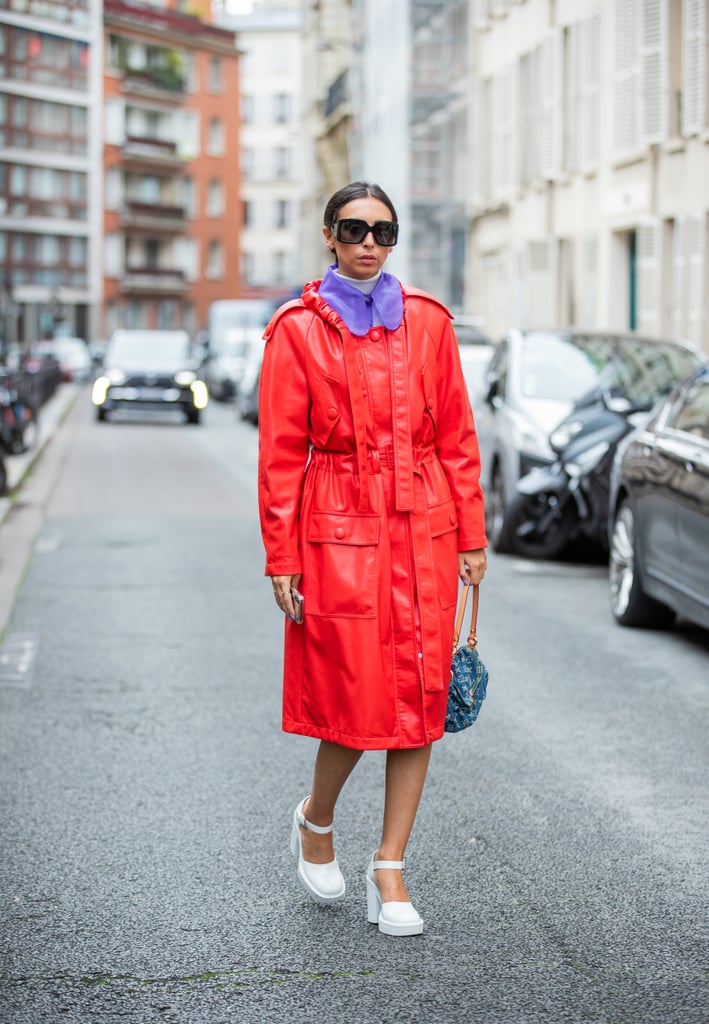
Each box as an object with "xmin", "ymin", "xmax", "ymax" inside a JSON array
[{"xmin": 322, "ymin": 196, "xmax": 396, "ymax": 280}]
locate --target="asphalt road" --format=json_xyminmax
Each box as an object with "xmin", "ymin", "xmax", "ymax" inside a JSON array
[{"xmin": 0, "ymin": 396, "xmax": 707, "ymax": 1024}]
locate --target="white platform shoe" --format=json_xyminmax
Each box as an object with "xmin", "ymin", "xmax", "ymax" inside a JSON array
[
  {"xmin": 290, "ymin": 797, "xmax": 346, "ymax": 904},
  {"xmin": 366, "ymin": 854, "xmax": 424, "ymax": 936}
]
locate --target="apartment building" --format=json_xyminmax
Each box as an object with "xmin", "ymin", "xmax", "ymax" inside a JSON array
[
  {"xmin": 222, "ymin": 1, "xmax": 305, "ymax": 302},
  {"xmin": 102, "ymin": 0, "xmax": 239, "ymax": 336},
  {"xmin": 0, "ymin": 0, "xmax": 103, "ymax": 348},
  {"xmin": 469, "ymin": 0, "xmax": 708, "ymax": 351}
]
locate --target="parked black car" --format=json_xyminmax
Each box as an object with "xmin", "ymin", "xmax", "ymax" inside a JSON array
[
  {"xmin": 608, "ymin": 364, "xmax": 709, "ymax": 630},
  {"xmin": 91, "ymin": 329, "xmax": 208, "ymax": 424}
]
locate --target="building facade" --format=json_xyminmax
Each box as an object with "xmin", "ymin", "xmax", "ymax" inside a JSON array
[
  {"xmin": 102, "ymin": 0, "xmax": 240, "ymax": 337},
  {"xmin": 469, "ymin": 0, "xmax": 708, "ymax": 351},
  {"xmin": 222, "ymin": 1, "xmax": 305, "ymax": 302},
  {"xmin": 0, "ymin": 0, "xmax": 103, "ymax": 349}
]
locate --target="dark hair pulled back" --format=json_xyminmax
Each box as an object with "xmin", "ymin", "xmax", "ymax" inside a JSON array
[{"xmin": 323, "ymin": 181, "xmax": 398, "ymax": 228}]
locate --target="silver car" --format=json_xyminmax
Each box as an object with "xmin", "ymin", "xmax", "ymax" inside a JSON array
[{"xmin": 475, "ymin": 328, "xmax": 702, "ymax": 551}]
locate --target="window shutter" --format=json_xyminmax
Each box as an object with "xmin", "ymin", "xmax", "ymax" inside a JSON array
[
  {"xmin": 104, "ymin": 99, "xmax": 125, "ymax": 146},
  {"xmin": 636, "ymin": 220, "xmax": 662, "ymax": 336},
  {"xmin": 581, "ymin": 14, "xmax": 602, "ymax": 164},
  {"xmin": 527, "ymin": 239, "xmax": 555, "ymax": 326},
  {"xmin": 682, "ymin": 0, "xmax": 707, "ymax": 134},
  {"xmin": 580, "ymin": 236, "xmax": 599, "ymax": 327},
  {"xmin": 614, "ymin": 0, "xmax": 641, "ymax": 153},
  {"xmin": 686, "ymin": 216, "xmax": 706, "ymax": 346},
  {"xmin": 539, "ymin": 30, "xmax": 563, "ymax": 179},
  {"xmin": 672, "ymin": 218, "xmax": 687, "ymax": 339},
  {"xmin": 641, "ymin": 0, "xmax": 668, "ymax": 144}
]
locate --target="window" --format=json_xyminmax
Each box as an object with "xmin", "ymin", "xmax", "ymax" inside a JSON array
[
  {"xmin": 273, "ymin": 93, "xmax": 291, "ymax": 123},
  {"xmin": 180, "ymin": 176, "xmax": 196, "ymax": 218},
  {"xmin": 275, "ymin": 199, "xmax": 290, "ymax": 229},
  {"xmin": 105, "ymin": 233, "xmax": 123, "ymax": 277},
  {"xmin": 208, "ymin": 56, "xmax": 223, "ymax": 92},
  {"xmin": 241, "ymin": 147, "xmax": 254, "ymax": 179},
  {"xmin": 206, "ymin": 179, "xmax": 224, "ymax": 217},
  {"xmin": 669, "ymin": 375, "xmax": 709, "ymax": 440},
  {"xmin": 206, "ymin": 239, "xmax": 223, "ymax": 279},
  {"xmin": 241, "ymin": 95, "xmax": 254, "ymax": 125},
  {"xmin": 274, "ymin": 146, "xmax": 291, "ymax": 179},
  {"xmin": 207, "ymin": 117, "xmax": 224, "ymax": 156},
  {"xmin": 175, "ymin": 237, "xmax": 199, "ymax": 281}
]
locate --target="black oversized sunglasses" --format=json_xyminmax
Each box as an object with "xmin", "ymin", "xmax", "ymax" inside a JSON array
[{"xmin": 332, "ymin": 218, "xmax": 399, "ymax": 246}]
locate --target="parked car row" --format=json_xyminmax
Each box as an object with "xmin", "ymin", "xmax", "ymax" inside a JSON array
[{"xmin": 470, "ymin": 327, "xmax": 708, "ymax": 632}]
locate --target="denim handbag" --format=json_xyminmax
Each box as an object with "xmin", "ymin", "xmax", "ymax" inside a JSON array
[{"xmin": 445, "ymin": 583, "xmax": 488, "ymax": 733}]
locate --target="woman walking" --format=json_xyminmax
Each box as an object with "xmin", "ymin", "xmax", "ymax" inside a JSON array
[{"xmin": 258, "ymin": 182, "xmax": 487, "ymax": 936}]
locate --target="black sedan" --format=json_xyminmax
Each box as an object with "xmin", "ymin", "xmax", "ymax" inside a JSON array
[
  {"xmin": 608, "ymin": 364, "xmax": 709, "ymax": 629},
  {"xmin": 91, "ymin": 329, "xmax": 208, "ymax": 424}
]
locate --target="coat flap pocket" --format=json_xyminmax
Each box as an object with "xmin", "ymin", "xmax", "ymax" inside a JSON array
[
  {"xmin": 428, "ymin": 500, "xmax": 458, "ymax": 537},
  {"xmin": 308, "ymin": 512, "xmax": 380, "ymax": 545}
]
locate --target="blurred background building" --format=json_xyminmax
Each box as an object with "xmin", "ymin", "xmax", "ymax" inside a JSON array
[
  {"xmin": 1, "ymin": 0, "xmax": 707, "ymax": 353},
  {"xmin": 102, "ymin": 0, "xmax": 239, "ymax": 337},
  {"xmin": 0, "ymin": 0, "xmax": 103, "ymax": 349},
  {"xmin": 222, "ymin": 0, "xmax": 305, "ymax": 303}
]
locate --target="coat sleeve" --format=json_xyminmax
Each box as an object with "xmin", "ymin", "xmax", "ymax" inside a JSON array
[
  {"xmin": 258, "ymin": 308, "xmax": 312, "ymax": 576},
  {"xmin": 432, "ymin": 316, "xmax": 488, "ymax": 551}
]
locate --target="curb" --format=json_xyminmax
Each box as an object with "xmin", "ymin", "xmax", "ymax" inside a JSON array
[{"xmin": 0, "ymin": 384, "xmax": 80, "ymax": 528}]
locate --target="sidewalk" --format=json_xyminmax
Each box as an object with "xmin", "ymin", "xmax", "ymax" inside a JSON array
[
  {"xmin": 0, "ymin": 384, "xmax": 79, "ymax": 637},
  {"xmin": 0, "ymin": 384, "xmax": 79, "ymax": 527}
]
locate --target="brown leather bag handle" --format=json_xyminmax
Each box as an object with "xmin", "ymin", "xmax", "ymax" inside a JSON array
[{"xmin": 452, "ymin": 582, "xmax": 480, "ymax": 653}]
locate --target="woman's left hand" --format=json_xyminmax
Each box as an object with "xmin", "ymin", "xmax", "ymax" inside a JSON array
[{"xmin": 459, "ymin": 549, "xmax": 487, "ymax": 585}]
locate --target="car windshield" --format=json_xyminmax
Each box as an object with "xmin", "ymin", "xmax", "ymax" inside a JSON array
[
  {"xmin": 109, "ymin": 333, "xmax": 190, "ymax": 363},
  {"xmin": 521, "ymin": 332, "xmax": 607, "ymax": 400},
  {"xmin": 520, "ymin": 332, "xmax": 701, "ymax": 405}
]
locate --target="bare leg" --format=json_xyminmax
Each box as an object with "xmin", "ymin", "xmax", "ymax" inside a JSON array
[
  {"xmin": 374, "ymin": 744, "xmax": 432, "ymax": 902},
  {"xmin": 300, "ymin": 740, "xmax": 363, "ymax": 864}
]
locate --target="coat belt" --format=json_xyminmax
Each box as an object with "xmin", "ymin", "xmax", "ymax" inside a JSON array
[{"xmin": 311, "ymin": 444, "xmax": 435, "ymax": 475}]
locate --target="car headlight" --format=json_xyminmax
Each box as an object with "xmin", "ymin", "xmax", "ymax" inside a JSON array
[
  {"xmin": 175, "ymin": 370, "xmax": 197, "ymax": 386},
  {"xmin": 91, "ymin": 376, "xmax": 109, "ymax": 406},
  {"xmin": 105, "ymin": 368, "xmax": 126, "ymax": 385},
  {"xmin": 190, "ymin": 380, "xmax": 209, "ymax": 409}
]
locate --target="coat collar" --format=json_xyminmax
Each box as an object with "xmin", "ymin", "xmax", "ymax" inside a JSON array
[{"xmin": 316, "ymin": 265, "xmax": 404, "ymax": 336}]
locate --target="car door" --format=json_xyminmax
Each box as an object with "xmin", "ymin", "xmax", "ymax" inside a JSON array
[{"xmin": 660, "ymin": 373, "xmax": 709, "ymax": 615}]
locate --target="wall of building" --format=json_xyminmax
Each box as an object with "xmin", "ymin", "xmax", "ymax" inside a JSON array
[
  {"xmin": 0, "ymin": 0, "xmax": 103, "ymax": 350},
  {"xmin": 468, "ymin": 0, "xmax": 708, "ymax": 352}
]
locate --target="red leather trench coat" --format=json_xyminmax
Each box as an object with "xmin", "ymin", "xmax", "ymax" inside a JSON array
[{"xmin": 258, "ymin": 279, "xmax": 487, "ymax": 750}]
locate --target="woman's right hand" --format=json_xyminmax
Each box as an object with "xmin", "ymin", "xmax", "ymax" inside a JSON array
[{"xmin": 270, "ymin": 574, "xmax": 302, "ymax": 619}]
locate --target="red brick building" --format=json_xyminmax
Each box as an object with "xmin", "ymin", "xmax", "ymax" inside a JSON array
[{"xmin": 102, "ymin": 0, "xmax": 240, "ymax": 337}]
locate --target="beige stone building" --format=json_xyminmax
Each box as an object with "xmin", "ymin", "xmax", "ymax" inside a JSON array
[{"xmin": 469, "ymin": 0, "xmax": 708, "ymax": 352}]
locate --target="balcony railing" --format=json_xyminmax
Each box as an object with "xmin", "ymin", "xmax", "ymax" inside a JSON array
[
  {"xmin": 121, "ymin": 268, "xmax": 187, "ymax": 294},
  {"xmin": 122, "ymin": 67, "xmax": 186, "ymax": 101},
  {"xmin": 120, "ymin": 200, "xmax": 187, "ymax": 232},
  {"xmin": 122, "ymin": 136, "xmax": 183, "ymax": 168}
]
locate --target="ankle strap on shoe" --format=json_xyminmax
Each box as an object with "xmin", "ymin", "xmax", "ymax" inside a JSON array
[
  {"xmin": 296, "ymin": 806, "xmax": 333, "ymax": 835},
  {"xmin": 373, "ymin": 858, "xmax": 405, "ymax": 870}
]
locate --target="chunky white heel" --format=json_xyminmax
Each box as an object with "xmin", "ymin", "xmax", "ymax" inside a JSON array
[
  {"xmin": 290, "ymin": 797, "xmax": 346, "ymax": 904},
  {"xmin": 365, "ymin": 853, "xmax": 424, "ymax": 936}
]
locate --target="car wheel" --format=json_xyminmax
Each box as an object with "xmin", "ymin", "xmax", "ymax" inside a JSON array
[
  {"xmin": 96, "ymin": 407, "xmax": 107, "ymax": 422},
  {"xmin": 486, "ymin": 465, "xmax": 510, "ymax": 553},
  {"xmin": 0, "ymin": 457, "xmax": 7, "ymax": 496},
  {"xmin": 504, "ymin": 490, "xmax": 576, "ymax": 559},
  {"xmin": 609, "ymin": 500, "xmax": 674, "ymax": 628},
  {"xmin": 186, "ymin": 408, "xmax": 201, "ymax": 425}
]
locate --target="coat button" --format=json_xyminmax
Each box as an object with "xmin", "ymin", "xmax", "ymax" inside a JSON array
[
  {"xmin": 370, "ymin": 329, "xmax": 381, "ymax": 341},
  {"xmin": 449, "ymin": 513, "xmax": 456, "ymax": 525},
  {"xmin": 327, "ymin": 407, "xmax": 338, "ymax": 419},
  {"xmin": 335, "ymin": 527, "xmax": 345, "ymax": 539}
]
